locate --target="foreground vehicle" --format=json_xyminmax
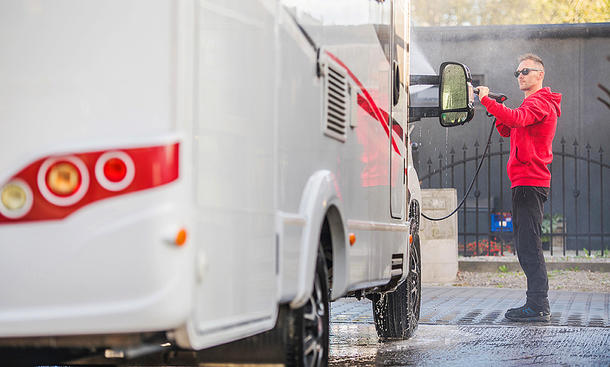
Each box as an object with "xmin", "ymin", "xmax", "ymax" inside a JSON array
[{"xmin": 0, "ymin": 0, "xmax": 474, "ymax": 365}]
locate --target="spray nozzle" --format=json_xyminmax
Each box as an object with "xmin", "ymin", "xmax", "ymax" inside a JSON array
[{"xmin": 474, "ymin": 87, "xmax": 508, "ymax": 104}]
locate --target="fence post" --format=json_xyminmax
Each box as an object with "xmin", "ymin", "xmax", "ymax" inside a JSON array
[
  {"xmin": 463, "ymin": 143, "xmax": 468, "ymax": 255},
  {"xmin": 450, "ymin": 147, "xmax": 455, "ymax": 189},
  {"xmin": 601, "ymin": 147, "xmax": 605, "ymax": 257},
  {"xmin": 586, "ymin": 143, "xmax": 591, "ymax": 255},
  {"xmin": 487, "ymin": 136, "xmax": 492, "ymax": 256},
  {"xmin": 573, "ymin": 139, "xmax": 580, "ymax": 256},
  {"xmin": 550, "ymin": 161, "xmax": 553, "ymax": 256},
  {"xmin": 475, "ymin": 140, "xmax": 480, "ymax": 256},
  {"xmin": 499, "ymin": 137, "xmax": 505, "ymax": 255},
  {"xmin": 427, "ymin": 157, "xmax": 432, "ymax": 188},
  {"xmin": 439, "ymin": 153, "xmax": 443, "ymax": 188},
  {"xmin": 561, "ymin": 137, "xmax": 566, "ymax": 256}
]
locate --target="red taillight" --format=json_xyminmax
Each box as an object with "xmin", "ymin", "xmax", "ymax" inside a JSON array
[
  {"xmin": 0, "ymin": 142, "xmax": 179, "ymax": 223},
  {"xmin": 104, "ymin": 159, "xmax": 126, "ymax": 182},
  {"xmin": 95, "ymin": 151, "xmax": 135, "ymax": 192}
]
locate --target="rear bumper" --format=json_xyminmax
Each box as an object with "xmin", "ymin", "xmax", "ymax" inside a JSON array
[{"xmin": 0, "ymin": 183, "xmax": 194, "ymax": 338}]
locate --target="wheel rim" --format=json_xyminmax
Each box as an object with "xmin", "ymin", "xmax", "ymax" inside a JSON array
[
  {"xmin": 303, "ymin": 273, "xmax": 326, "ymax": 366},
  {"xmin": 408, "ymin": 241, "xmax": 421, "ymax": 320}
]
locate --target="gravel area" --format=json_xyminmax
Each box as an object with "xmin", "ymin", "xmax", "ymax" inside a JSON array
[{"xmin": 453, "ymin": 269, "xmax": 610, "ymax": 293}]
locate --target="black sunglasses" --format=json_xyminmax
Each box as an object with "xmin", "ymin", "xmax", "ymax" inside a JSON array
[{"xmin": 514, "ymin": 68, "xmax": 542, "ymax": 78}]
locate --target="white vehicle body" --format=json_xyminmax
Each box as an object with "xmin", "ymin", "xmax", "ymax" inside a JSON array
[{"xmin": 0, "ymin": 0, "xmax": 421, "ymax": 352}]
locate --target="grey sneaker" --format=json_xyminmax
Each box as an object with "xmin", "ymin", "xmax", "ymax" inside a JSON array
[{"xmin": 505, "ymin": 304, "xmax": 550, "ymax": 322}]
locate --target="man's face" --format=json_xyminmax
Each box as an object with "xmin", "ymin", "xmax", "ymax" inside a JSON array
[{"xmin": 516, "ymin": 59, "xmax": 544, "ymax": 92}]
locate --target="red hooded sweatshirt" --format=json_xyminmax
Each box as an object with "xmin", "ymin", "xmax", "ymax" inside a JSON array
[{"xmin": 481, "ymin": 87, "xmax": 562, "ymax": 188}]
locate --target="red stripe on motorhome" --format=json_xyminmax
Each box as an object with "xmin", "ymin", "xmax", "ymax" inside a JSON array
[{"xmin": 324, "ymin": 51, "xmax": 402, "ymax": 156}]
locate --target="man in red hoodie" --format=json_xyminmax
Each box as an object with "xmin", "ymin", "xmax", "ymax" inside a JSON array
[{"xmin": 478, "ymin": 54, "xmax": 562, "ymax": 322}]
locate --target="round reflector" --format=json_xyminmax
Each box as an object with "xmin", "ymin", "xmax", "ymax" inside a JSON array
[
  {"xmin": 175, "ymin": 228, "xmax": 187, "ymax": 246},
  {"xmin": 0, "ymin": 179, "xmax": 34, "ymax": 219},
  {"xmin": 95, "ymin": 151, "xmax": 135, "ymax": 192},
  {"xmin": 2, "ymin": 183, "xmax": 26, "ymax": 210},
  {"xmin": 38, "ymin": 156, "xmax": 90, "ymax": 206}
]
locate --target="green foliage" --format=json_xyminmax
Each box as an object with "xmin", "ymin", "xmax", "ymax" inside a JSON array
[
  {"xmin": 498, "ymin": 264, "xmax": 508, "ymax": 273},
  {"xmin": 412, "ymin": 0, "xmax": 610, "ymax": 26},
  {"xmin": 575, "ymin": 250, "xmax": 610, "ymax": 258},
  {"xmin": 541, "ymin": 214, "xmax": 564, "ymax": 243}
]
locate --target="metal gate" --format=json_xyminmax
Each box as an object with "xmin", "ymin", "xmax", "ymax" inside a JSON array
[{"xmin": 419, "ymin": 136, "xmax": 610, "ymax": 256}]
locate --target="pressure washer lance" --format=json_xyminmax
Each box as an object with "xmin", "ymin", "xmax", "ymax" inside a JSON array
[{"xmin": 421, "ymin": 88, "xmax": 508, "ymax": 222}]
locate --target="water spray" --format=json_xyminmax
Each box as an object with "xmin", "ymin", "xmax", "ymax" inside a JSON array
[{"xmin": 421, "ymin": 88, "xmax": 507, "ymax": 222}]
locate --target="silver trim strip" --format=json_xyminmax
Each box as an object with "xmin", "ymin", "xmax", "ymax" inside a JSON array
[
  {"xmin": 347, "ymin": 219, "xmax": 409, "ymax": 232},
  {"xmin": 279, "ymin": 212, "xmax": 306, "ymax": 226}
]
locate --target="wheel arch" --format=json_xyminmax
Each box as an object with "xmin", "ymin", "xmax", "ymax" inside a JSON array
[
  {"xmin": 320, "ymin": 204, "xmax": 348, "ymax": 301},
  {"xmin": 290, "ymin": 170, "xmax": 348, "ymax": 309}
]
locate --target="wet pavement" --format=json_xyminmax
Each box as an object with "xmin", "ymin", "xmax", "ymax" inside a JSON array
[{"xmin": 330, "ymin": 287, "xmax": 610, "ymax": 366}]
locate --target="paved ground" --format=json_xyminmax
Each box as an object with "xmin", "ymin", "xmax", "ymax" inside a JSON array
[
  {"xmin": 4, "ymin": 287, "xmax": 607, "ymax": 365},
  {"xmin": 330, "ymin": 323, "xmax": 610, "ymax": 366},
  {"xmin": 330, "ymin": 286, "xmax": 610, "ymax": 366},
  {"xmin": 332, "ymin": 287, "xmax": 610, "ymax": 327}
]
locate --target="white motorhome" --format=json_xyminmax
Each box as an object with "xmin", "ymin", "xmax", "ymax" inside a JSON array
[{"xmin": 0, "ymin": 0, "xmax": 474, "ymax": 365}]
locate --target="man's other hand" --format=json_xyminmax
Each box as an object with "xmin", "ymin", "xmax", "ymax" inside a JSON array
[{"xmin": 477, "ymin": 86, "xmax": 489, "ymax": 101}]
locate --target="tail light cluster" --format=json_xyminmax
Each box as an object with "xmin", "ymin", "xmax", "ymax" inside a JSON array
[{"xmin": 0, "ymin": 142, "xmax": 179, "ymax": 224}]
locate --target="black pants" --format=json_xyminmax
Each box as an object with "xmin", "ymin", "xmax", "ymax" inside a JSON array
[{"xmin": 512, "ymin": 186, "xmax": 550, "ymax": 311}]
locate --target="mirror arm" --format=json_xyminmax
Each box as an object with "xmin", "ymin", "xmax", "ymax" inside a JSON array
[
  {"xmin": 409, "ymin": 107, "xmax": 440, "ymax": 119},
  {"xmin": 410, "ymin": 75, "xmax": 440, "ymax": 86},
  {"xmin": 409, "ymin": 74, "xmax": 441, "ymax": 120}
]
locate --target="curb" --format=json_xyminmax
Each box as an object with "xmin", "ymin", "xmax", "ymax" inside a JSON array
[{"xmin": 459, "ymin": 261, "xmax": 610, "ymax": 273}]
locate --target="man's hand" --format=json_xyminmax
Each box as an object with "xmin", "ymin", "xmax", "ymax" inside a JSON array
[{"xmin": 476, "ymin": 86, "xmax": 489, "ymax": 101}]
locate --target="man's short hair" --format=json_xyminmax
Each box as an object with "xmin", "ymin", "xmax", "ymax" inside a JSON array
[{"xmin": 519, "ymin": 53, "xmax": 544, "ymax": 68}]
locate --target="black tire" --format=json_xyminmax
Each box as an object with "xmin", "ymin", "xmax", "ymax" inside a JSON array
[
  {"xmin": 285, "ymin": 246, "xmax": 329, "ymax": 367},
  {"xmin": 372, "ymin": 234, "xmax": 421, "ymax": 340}
]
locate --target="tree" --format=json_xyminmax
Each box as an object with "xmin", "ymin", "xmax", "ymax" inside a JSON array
[{"xmin": 412, "ymin": 0, "xmax": 610, "ymax": 26}]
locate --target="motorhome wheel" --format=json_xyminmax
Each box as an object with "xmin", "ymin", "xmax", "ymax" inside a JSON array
[{"xmin": 371, "ymin": 234, "xmax": 421, "ymax": 340}]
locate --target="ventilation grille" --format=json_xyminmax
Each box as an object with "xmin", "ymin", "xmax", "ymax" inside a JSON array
[
  {"xmin": 323, "ymin": 63, "xmax": 349, "ymax": 142},
  {"xmin": 391, "ymin": 254, "xmax": 404, "ymax": 278}
]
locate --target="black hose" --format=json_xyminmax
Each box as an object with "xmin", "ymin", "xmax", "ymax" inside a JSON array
[{"xmin": 421, "ymin": 117, "xmax": 497, "ymax": 221}]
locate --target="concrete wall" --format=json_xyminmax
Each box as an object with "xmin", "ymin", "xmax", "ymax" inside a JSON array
[{"xmin": 411, "ymin": 23, "xmax": 610, "ymax": 152}]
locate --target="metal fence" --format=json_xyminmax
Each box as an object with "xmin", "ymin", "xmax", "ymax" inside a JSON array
[{"xmin": 419, "ymin": 136, "xmax": 610, "ymax": 257}]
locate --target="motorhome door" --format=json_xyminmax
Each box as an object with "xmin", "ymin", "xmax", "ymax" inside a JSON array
[{"xmin": 390, "ymin": 0, "xmax": 408, "ymax": 220}]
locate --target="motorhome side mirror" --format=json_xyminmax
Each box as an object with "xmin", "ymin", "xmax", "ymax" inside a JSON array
[{"xmin": 439, "ymin": 62, "xmax": 475, "ymax": 127}]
